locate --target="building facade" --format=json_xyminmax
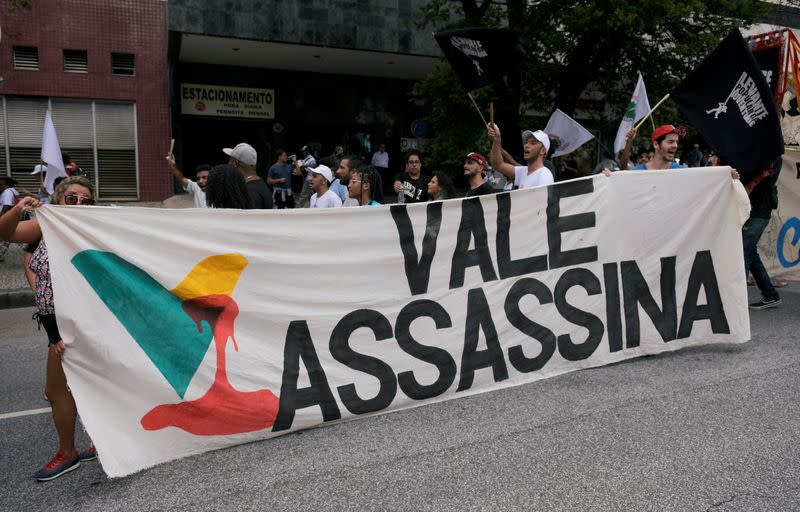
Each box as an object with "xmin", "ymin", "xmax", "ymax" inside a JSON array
[
  {"xmin": 0, "ymin": 0, "xmax": 441, "ymax": 201},
  {"xmin": 0, "ymin": 0, "xmax": 170, "ymax": 201}
]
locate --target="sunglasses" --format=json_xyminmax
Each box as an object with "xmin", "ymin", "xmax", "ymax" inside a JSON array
[{"xmin": 64, "ymin": 194, "xmax": 95, "ymax": 205}]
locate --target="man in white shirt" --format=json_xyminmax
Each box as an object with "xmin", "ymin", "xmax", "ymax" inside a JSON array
[
  {"xmin": 166, "ymin": 154, "xmax": 209, "ymax": 208},
  {"xmin": 487, "ymin": 124, "xmax": 554, "ymax": 189},
  {"xmin": 309, "ymin": 165, "xmax": 343, "ymax": 209}
]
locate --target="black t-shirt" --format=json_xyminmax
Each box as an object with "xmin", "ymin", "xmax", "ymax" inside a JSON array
[
  {"xmin": 465, "ymin": 181, "xmax": 495, "ymax": 197},
  {"xmin": 247, "ymin": 178, "xmax": 273, "ymax": 209},
  {"xmin": 394, "ymin": 172, "xmax": 431, "ymax": 203}
]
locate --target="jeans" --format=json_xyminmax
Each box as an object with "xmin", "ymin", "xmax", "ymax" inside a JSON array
[{"xmin": 742, "ymin": 217, "xmax": 779, "ymax": 300}]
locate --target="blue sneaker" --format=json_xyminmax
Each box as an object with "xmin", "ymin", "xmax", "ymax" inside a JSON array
[
  {"xmin": 78, "ymin": 445, "xmax": 97, "ymax": 461},
  {"xmin": 33, "ymin": 451, "xmax": 80, "ymax": 481}
]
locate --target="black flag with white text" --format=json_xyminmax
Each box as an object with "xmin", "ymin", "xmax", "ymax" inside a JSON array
[
  {"xmin": 671, "ymin": 29, "xmax": 783, "ymax": 182},
  {"xmin": 434, "ymin": 28, "xmax": 523, "ymax": 91}
]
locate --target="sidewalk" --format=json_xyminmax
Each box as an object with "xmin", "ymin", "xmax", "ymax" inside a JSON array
[{"xmin": 0, "ymin": 194, "xmax": 194, "ymax": 309}]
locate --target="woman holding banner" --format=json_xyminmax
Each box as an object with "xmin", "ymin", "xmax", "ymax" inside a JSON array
[{"xmin": 0, "ymin": 176, "xmax": 96, "ymax": 481}]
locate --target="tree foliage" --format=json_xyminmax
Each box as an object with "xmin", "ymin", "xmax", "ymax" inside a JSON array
[
  {"xmin": 8, "ymin": 0, "xmax": 31, "ymax": 10},
  {"xmin": 412, "ymin": 0, "xmax": 771, "ymax": 170}
]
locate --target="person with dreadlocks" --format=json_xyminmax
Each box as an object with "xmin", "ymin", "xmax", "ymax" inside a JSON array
[
  {"xmin": 426, "ymin": 172, "xmax": 456, "ymax": 201},
  {"xmin": 204, "ymin": 164, "xmax": 253, "ymax": 209},
  {"xmin": 347, "ymin": 165, "xmax": 382, "ymax": 206}
]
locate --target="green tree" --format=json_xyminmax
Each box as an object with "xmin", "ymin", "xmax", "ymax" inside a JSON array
[
  {"xmin": 8, "ymin": 0, "xmax": 31, "ymax": 9},
  {"xmin": 413, "ymin": 0, "xmax": 770, "ymax": 170}
]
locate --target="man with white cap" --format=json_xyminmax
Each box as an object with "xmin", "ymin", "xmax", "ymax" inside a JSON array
[
  {"xmin": 223, "ymin": 142, "xmax": 273, "ymax": 209},
  {"xmin": 487, "ymin": 124, "xmax": 554, "ymax": 189},
  {"xmin": 462, "ymin": 152, "xmax": 494, "ymax": 197},
  {"xmin": 308, "ymin": 165, "xmax": 343, "ymax": 208},
  {"xmin": 31, "ymin": 164, "xmax": 51, "ymax": 204}
]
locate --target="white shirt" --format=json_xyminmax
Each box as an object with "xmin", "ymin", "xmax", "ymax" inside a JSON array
[
  {"xmin": 514, "ymin": 166, "xmax": 554, "ymax": 189},
  {"xmin": 183, "ymin": 180, "xmax": 207, "ymax": 208},
  {"xmin": 0, "ymin": 187, "xmax": 19, "ymax": 207},
  {"xmin": 371, "ymin": 151, "xmax": 389, "ymax": 168},
  {"xmin": 310, "ymin": 189, "xmax": 343, "ymax": 208}
]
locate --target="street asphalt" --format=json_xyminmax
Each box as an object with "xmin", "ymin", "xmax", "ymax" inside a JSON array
[{"xmin": 0, "ymin": 286, "xmax": 798, "ymax": 512}]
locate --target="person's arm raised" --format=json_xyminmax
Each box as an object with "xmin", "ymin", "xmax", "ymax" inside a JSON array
[
  {"xmin": 166, "ymin": 153, "xmax": 189, "ymax": 187},
  {"xmin": 0, "ymin": 197, "xmax": 43, "ymax": 244},
  {"xmin": 487, "ymin": 123, "xmax": 517, "ymax": 180}
]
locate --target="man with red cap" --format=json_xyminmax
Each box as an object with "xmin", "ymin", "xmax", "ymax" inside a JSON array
[
  {"xmin": 463, "ymin": 152, "xmax": 494, "ymax": 197},
  {"xmin": 629, "ymin": 125, "xmax": 686, "ymax": 170}
]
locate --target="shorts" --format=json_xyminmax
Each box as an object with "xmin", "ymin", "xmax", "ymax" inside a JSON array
[{"xmin": 34, "ymin": 313, "xmax": 62, "ymax": 345}]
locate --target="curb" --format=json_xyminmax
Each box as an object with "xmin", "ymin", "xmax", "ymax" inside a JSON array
[{"xmin": 0, "ymin": 288, "xmax": 35, "ymax": 310}]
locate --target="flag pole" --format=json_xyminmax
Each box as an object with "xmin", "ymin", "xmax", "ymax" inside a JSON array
[
  {"xmin": 634, "ymin": 94, "xmax": 670, "ymax": 131},
  {"xmin": 467, "ymin": 92, "xmax": 489, "ymax": 125}
]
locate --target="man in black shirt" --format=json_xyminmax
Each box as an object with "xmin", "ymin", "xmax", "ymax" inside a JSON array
[
  {"xmin": 224, "ymin": 142, "xmax": 273, "ymax": 209},
  {"xmin": 393, "ymin": 150, "xmax": 430, "ymax": 203},
  {"xmin": 744, "ymin": 157, "xmax": 781, "ymax": 309},
  {"xmin": 463, "ymin": 152, "xmax": 494, "ymax": 197}
]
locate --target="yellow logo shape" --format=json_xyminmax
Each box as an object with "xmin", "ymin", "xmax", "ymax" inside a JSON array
[{"xmin": 170, "ymin": 254, "xmax": 248, "ymax": 300}]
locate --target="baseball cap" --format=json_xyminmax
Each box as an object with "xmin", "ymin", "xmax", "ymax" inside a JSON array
[
  {"xmin": 222, "ymin": 143, "xmax": 257, "ymax": 166},
  {"xmin": 308, "ymin": 164, "xmax": 333, "ymax": 183},
  {"xmin": 463, "ymin": 152, "xmax": 487, "ymax": 168},
  {"xmin": 31, "ymin": 164, "xmax": 45, "ymax": 174},
  {"xmin": 521, "ymin": 129, "xmax": 551, "ymax": 153},
  {"xmin": 651, "ymin": 125, "xmax": 678, "ymax": 144}
]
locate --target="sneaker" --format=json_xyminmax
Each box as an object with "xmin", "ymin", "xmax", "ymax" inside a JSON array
[
  {"xmin": 78, "ymin": 445, "xmax": 97, "ymax": 462},
  {"xmin": 33, "ymin": 451, "xmax": 80, "ymax": 481},
  {"xmin": 749, "ymin": 298, "xmax": 782, "ymax": 310}
]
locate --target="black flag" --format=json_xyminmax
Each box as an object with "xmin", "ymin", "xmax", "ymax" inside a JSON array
[
  {"xmin": 434, "ymin": 28, "xmax": 523, "ymax": 91},
  {"xmin": 671, "ymin": 29, "xmax": 784, "ymax": 181}
]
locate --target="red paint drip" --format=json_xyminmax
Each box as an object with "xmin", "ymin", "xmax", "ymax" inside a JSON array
[{"xmin": 140, "ymin": 294, "xmax": 279, "ymax": 435}]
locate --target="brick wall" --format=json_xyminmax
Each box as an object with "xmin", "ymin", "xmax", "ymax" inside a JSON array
[{"xmin": 0, "ymin": 0, "xmax": 171, "ymax": 201}]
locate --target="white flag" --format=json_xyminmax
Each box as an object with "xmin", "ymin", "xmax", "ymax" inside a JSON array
[
  {"xmin": 613, "ymin": 73, "xmax": 652, "ymax": 154},
  {"xmin": 544, "ymin": 109, "xmax": 595, "ymax": 157},
  {"xmin": 41, "ymin": 111, "xmax": 68, "ymax": 194}
]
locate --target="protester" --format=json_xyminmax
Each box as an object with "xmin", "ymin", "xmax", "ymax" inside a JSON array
[
  {"xmin": 625, "ymin": 126, "xmax": 685, "ymax": 170},
  {"xmin": 348, "ymin": 165, "xmax": 381, "ymax": 206},
  {"xmin": 328, "ymin": 145, "xmax": 344, "ymax": 169},
  {"xmin": 635, "ymin": 148, "xmax": 650, "ymax": 165},
  {"xmin": 0, "ymin": 177, "xmax": 20, "ymax": 262},
  {"xmin": 224, "ymin": 143, "xmax": 272, "ymax": 209},
  {"xmin": 309, "ymin": 165, "xmax": 343, "ymax": 208},
  {"xmin": 292, "ymin": 145, "xmax": 317, "ymax": 208},
  {"xmin": 744, "ymin": 159, "xmax": 782, "ymax": 309},
  {"xmin": 427, "ymin": 172, "xmax": 456, "ymax": 201},
  {"xmin": 462, "ymin": 152, "xmax": 494, "ymax": 197},
  {"xmin": 31, "ymin": 165, "xmax": 52, "ymax": 204},
  {"xmin": 320, "ymin": 157, "xmax": 349, "ymax": 204},
  {"xmin": 62, "ymin": 152, "xmax": 85, "ymax": 177},
  {"xmin": 0, "ymin": 176, "xmax": 19, "ymax": 215},
  {"xmin": 0, "ymin": 177, "xmax": 97, "ymax": 481},
  {"xmin": 336, "ymin": 156, "xmax": 363, "ymax": 207},
  {"xmin": 372, "ymin": 143, "xmax": 390, "ymax": 190},
  {"xmin": 166, "ymin": 154, "xmax": 209, "ymax": 208},
  {"xmin": 267, "ymin": 149, "xmax": 295, "ymax": 209},
  {"xmin": 393, "ymin": 150, "xmax": 431, "ymax": 203},
  {"xmin": 687, "ymin": 143, "xmax": 704, "ymax": 167},
  {"xmin": 624, "ymin": 126, "xmax": 739, "ymax": 179},
  {"xmin": 205, "ymin": 164, "xmax": 252, "ymax": 209},
  {"xmin": 487, "ymin": 124, "xmax": 554, "ymax": 189}
]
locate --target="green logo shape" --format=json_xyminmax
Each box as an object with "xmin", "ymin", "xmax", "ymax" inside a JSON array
[{"xmin": 72, "ymin": 250, "xmax": 213, "ymax": 398}]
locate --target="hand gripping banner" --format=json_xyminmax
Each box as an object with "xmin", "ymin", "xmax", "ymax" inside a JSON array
[{"xmin": 37, "ymin": 169, "xmax": 751, "ymax": 477}]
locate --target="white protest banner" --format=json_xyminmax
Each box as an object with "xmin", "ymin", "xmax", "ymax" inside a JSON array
[
  {"xmin": 544, "ymin": 108, "xmax": 594, "ymax": 158},
  {"xmin": 757, "ymin": 148, "xmax": 800, "ymax": 279},
  {"xmin": 37, "ymin": 169, "xmax": 750, "ymax": 478}
]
